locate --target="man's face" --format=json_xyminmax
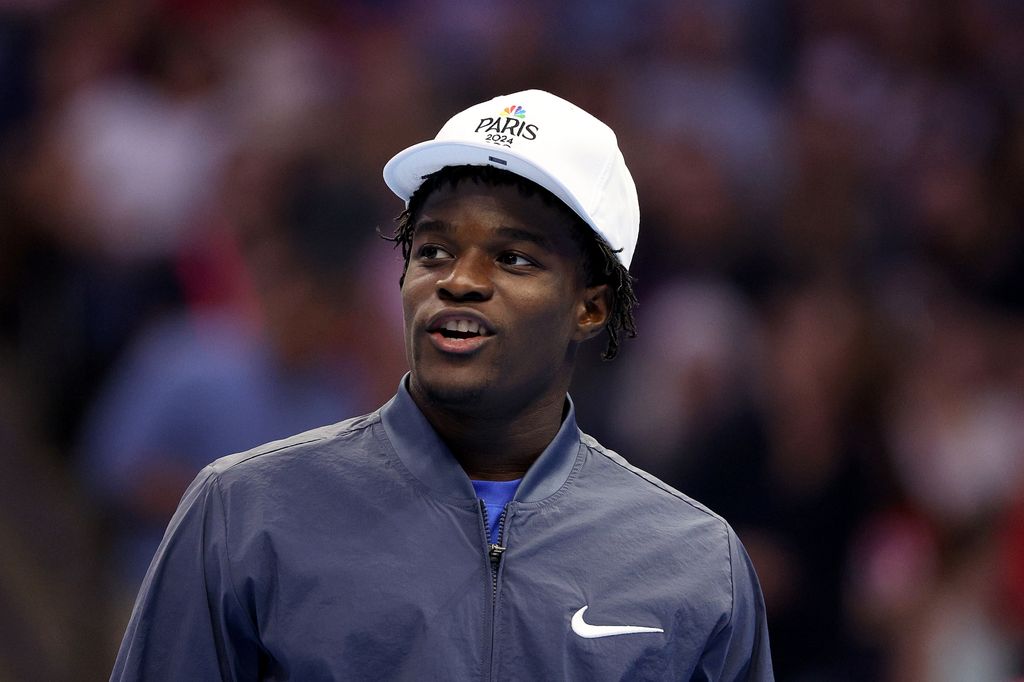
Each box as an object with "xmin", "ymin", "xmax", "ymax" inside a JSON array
[{"xmin": 401, "ymin": 179, "xmax": 609, "ymax": 417}]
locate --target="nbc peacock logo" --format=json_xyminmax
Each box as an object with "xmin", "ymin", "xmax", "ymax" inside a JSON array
[
  {"xmin": 474, "ymin": 103, "xmax": 539, "ymax": 144},
  {"xmin": 502, "ymin": 105, "xmax": 526, "ymax": 119}
]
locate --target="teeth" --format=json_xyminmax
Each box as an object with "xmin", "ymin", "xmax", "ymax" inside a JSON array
[{"xmin": 441, "ymin": 319, "xmax": 483, "ymax": 334}]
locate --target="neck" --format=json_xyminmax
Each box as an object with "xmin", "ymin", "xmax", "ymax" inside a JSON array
[{"xmin": 409, "ymin": 385, "xmax": 567, "ymax": 481}]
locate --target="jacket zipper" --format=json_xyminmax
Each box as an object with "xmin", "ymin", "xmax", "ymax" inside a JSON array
[
  {"xmin": 480, "ymin": 501, "xmax": 510, "ymax": 681},
  {"xmin": 479, "ymin": 501, "xmax": 508, "ymax": 602},
  {"xmin": 489, "ymin": 509, "xmax": 508, "ymax": 599}
]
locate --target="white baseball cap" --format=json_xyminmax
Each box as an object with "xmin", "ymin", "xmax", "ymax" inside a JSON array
[{"xmin": 382, "ymin": 89, "xmax": 640, "ymax": 269}]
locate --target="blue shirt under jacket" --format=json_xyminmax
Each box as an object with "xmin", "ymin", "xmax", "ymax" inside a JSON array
[
  {"xmin": 111, "ymin": 376, "xmax": 773, "ymax": 681},
  {"xmin": 472, "ymin": 478, "xmax": 521, "ymax": 544}
]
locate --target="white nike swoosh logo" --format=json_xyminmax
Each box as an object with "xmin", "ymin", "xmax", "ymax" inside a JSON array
[{"xmin": 570, "ymin": 605, "xmax": 664, "ymax": 639}]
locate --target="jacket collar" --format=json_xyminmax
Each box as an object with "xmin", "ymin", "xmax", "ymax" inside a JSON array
[{"xmin": 379, "ymin": 374, "xmax": 582, "ymax": 504}]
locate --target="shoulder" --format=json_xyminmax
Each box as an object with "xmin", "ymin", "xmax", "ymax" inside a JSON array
[
  {"xmin": 577, "ymin": 430, "xmax": 727, "ymax": 527},
  {"xmin": 205, "ymin": 410, "xmax": 384, "ymax": 487},
  {"xmin": 574, "ymin": 431, "xmax": 743, "ymax": 578}
]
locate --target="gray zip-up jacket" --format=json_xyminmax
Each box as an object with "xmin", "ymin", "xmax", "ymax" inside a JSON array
[{"xmin": 112, "ymin": 379, "xmax": 773, "ymax": 681}]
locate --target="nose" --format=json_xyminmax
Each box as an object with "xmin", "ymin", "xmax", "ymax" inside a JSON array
[{"xmin": 437, "ymin": 250, "xmax": 493, "ymax": 302}]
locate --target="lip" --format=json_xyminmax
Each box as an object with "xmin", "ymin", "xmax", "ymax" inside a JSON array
[{"xmin": 424, "ymin": 309, "xmax": 495, "ymax": 356}]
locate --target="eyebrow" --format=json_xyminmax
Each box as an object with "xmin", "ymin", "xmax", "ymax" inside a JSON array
[{"xmin": 414, "ymin": 220, "xmax": 554, "ymax": 250}]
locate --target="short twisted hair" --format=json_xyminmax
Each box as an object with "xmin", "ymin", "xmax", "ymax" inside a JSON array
[{"xmin": 384, "ymin": 165, "xmax": 637, "ymax": 360}]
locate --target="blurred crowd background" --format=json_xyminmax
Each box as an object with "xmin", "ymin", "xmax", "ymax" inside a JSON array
[{"xmin": 1, "ymin": 0, "xmax": 1022, "ymax": 680}]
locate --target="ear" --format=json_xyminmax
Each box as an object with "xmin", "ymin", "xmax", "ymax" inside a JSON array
[{"xmin": 573, "ymin": 284, "xmax": 611, "ymax": 342}]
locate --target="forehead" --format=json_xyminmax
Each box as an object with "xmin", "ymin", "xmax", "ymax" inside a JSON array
[{"xmin": 413, "ymin": 179, "xmax": 581, "ymax": 251}]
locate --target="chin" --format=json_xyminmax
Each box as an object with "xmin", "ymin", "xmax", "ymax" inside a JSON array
[{"xmin": 411, "ymin": 366, "xmax": 493, "ymax": 409}]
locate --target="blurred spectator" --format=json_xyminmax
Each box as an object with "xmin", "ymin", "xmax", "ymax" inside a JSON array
[
  {"xmin": 50, "ymin": 16, "xmax": 228, "ymax": 260},
  {"xmin": 1, "ymin": 5, "xmax": 217, "ymax": 452},
  {"xmin": 609, "ymin": 278, "xmax": 761, "ymax": 477},
  {"xmin": 745, "ymin": 283, "xmax": 884, "ymax": 679},
  {"xmin": 77, "ymin": 149, "xmax": 399, "ymax": 639},
  {"xmin": 886, "ymin": 300, "xmax": 1024, "ymax": 527},
  {"xmin": 876, "ymin": 295, "xmax": 1024, "ymax": 678}
]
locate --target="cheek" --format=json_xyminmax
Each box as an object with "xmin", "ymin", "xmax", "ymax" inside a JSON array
[
  {"xmin": 400, "ymin": 275, "xmax": 427, "ymax": 321},
  {"xmin": 513, "ymin": 290, "xmax": 582, "ymax": 347},
  {"xmin": 399, "ymin": 281, "xmax": 426, "ymax": 359}
]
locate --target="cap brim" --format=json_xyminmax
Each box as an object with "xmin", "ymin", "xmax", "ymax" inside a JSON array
[{"xmin": 383, "ymin": 139, "xmax": 600, "ymax": 242}]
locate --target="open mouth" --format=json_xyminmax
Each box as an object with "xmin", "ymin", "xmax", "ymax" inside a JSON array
[
  {"xmin": 427, "ymin": 316, "xmax": 494, "ymax": 354},
  {"xmin": 436, "ymin": 319, "xmax": 489, "ymax": 340}
]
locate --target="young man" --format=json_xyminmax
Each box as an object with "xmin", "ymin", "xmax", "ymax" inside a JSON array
[{"xmin": 111, "ymin": 90, "xmax": 773, "ymax": 680}]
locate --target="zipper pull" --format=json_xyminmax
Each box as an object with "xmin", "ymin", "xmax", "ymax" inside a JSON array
[{"xmin": 488, "ymin": 543, "xmax": 506, "ymax": 564}]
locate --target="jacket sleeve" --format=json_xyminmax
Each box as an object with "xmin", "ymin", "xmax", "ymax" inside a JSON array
[
  {"xmin": 110, "ymin": 466, "xmax": 261, "ymax": 681},
  {"xmin": 693, "ymin": 527, "xmax": 774, "ymax": 681}
]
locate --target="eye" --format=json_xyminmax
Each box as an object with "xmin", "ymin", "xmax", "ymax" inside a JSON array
[
  {"xmin": 497, "ymin": 252, "xmax": 536, "ymax": 267},
  {"xmin": 417, "ymin": 244, "xmax": 454, "ymax": 261}
]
